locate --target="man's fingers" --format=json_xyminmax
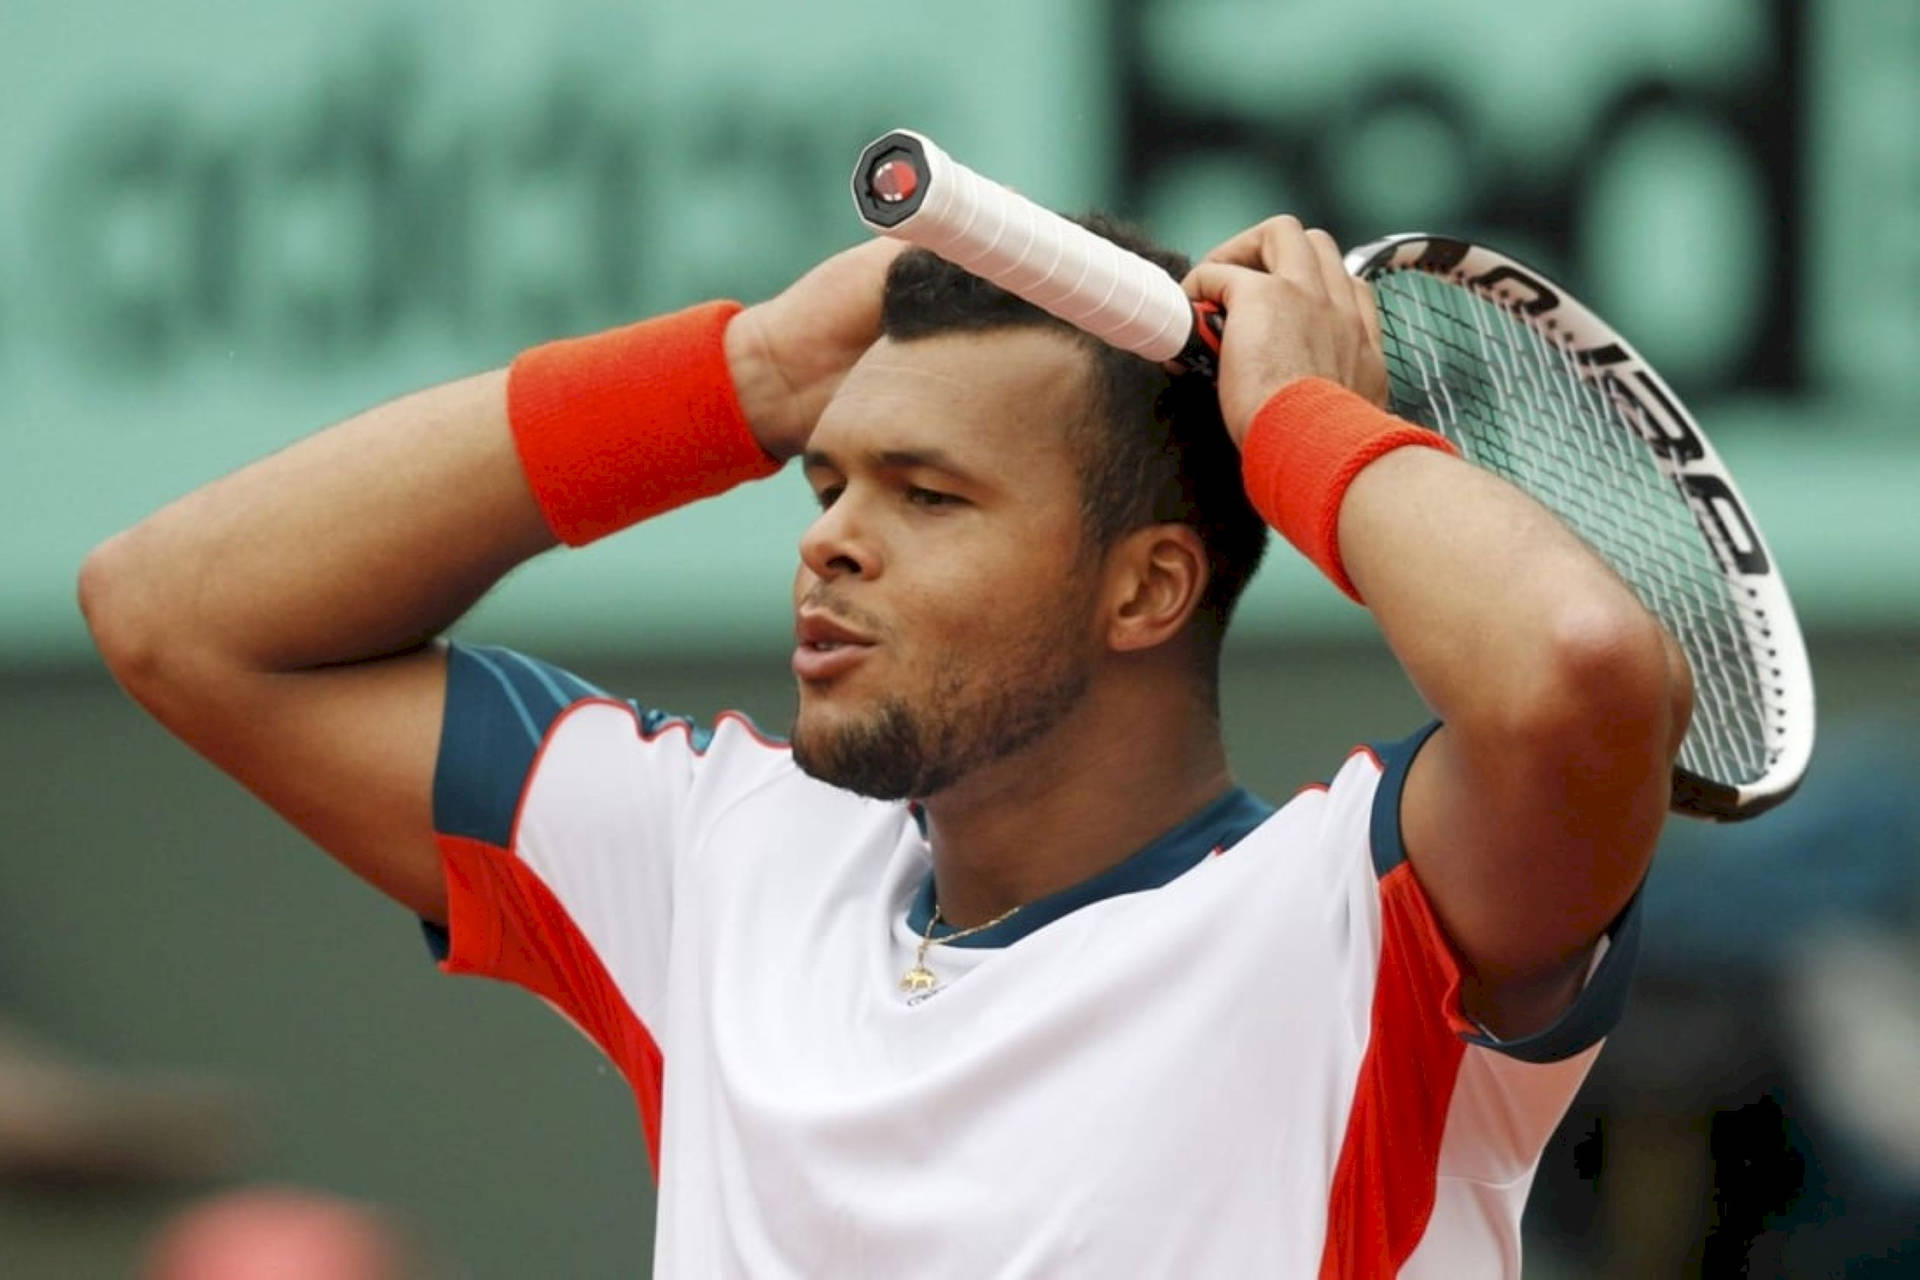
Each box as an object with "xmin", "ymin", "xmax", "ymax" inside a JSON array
[
  {"xmin": 1204, "ymin": 218, "xmax": 1362, "ymax": 304},
  {"xmin": 1181, "ymin": 259, "xmax": 1263, "ymax": 307},
  {"xmin": 1201, "ymin": 215, "xmax": 1316, "ymax": 279},
  {"xmin": 1264, "ymin": 218, "xmax": 1327, "ymax": 294},
  {"xmin": 1347, "ymin": 275, "xmax": 1391, "ymax": 407},
  {"xmin": 1305, "ymin": 229, "xmax": 1352, "ymax": 312},
  {"xmin": 1352, "ymin": 275, "xmax": 1383, "ymax": 357},
  {"xmin": 1199, "ymin": 219, "xmax": 1279, "ymax": 270}
]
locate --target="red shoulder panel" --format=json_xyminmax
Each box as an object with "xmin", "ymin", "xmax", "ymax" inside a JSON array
[
  {"xmin": 435, "ymin": 833, "xmax": 667, "ymax": 1171},
  {"xmin": 1318, "ymin": 862, "xmax": 1471, "ymax": 1278}
]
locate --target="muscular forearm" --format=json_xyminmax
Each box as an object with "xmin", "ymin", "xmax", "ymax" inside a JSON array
[
  {"xmin": 69, "ymin": 242, "xmax": 894, "ymax": 925},
  {"xmin": 1338, "ymin": 443, "xmax": 1692, "ymax": 1010},
  {"xmin": 80, "ymin": 369, "xmax": 551, "ymax": 676},
  {"xmin": 79, "ymin": 236, "xmax": 897, "ymax": 687},
  {"xmin": 1336, "ymin": 446, "xmax": 1687, "ymax": 753}
]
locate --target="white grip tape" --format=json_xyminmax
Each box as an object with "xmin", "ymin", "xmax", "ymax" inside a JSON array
[{"xmin": 860, "ymin": 131, "xmax": 1195, "ymax": 363}]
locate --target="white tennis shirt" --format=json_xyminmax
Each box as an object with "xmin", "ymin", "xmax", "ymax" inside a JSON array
[{"xmin": 423, "ymin": 643, "xmax": 1638, "ymax": 1278}]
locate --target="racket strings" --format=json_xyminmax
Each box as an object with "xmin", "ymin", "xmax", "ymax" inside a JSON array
[
  {"xmin": 1520, "ymin": 303, "xmax": 1783, "ymax": 761},
  {"xmin": 1523, "ymin": 307, "xmax": 1788, "ymax": 751},
  {"xmin": 1371, "ymin": 269, "xmax": 1773, "ymax": 785}
]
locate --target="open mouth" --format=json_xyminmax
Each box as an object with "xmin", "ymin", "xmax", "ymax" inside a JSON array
[{"xmin": 792, "ymin": 639, "xmax": 874, "ymax": 681}]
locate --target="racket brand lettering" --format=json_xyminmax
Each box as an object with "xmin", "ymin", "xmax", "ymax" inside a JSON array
[
  {"xmin": 1600, "ymin": 371, "xmax": 1706, "ymax": 465},
  {"xmin": 1681, "ymin": 475, "xmax": 1769, "ymax": 577},
  {"xmin": 1554, "ymin": 326, "xmax": 1709, "ymax": 465},
  {"xmin": 1466, "ymin": 266, "xmax": 1558, "ymax": 316},
  {"xmin": 1580, "ymin": 353, "xmax": 1765, "ymax": 576}
]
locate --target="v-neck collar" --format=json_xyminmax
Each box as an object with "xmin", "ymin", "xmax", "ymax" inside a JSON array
[{"xmin": 904, "ymin": 786, "xmax": 1276, "ymax": 949}]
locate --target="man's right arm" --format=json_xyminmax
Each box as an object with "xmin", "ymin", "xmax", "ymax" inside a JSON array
[
  {"xmin": 79, "ymin": 368, "xmax": 549, "ymax": 923},
  {"xmin": 77, "ymin": 237, "xmax": 906, "ymax": 926}
]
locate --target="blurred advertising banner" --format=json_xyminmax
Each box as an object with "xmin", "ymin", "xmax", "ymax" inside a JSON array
[{"xmin": 1, "ymin": 0, "xmax": 1913, "ymax": 663}]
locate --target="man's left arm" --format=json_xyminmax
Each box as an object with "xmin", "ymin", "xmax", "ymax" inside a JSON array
[
  {"xmin": 1185, "ymin": 216, "xmax": 1692, "ymax": 1040},
  {"xmin": 1338, "ymin": 445, "xmax": 1690, "ymax": 1039}
]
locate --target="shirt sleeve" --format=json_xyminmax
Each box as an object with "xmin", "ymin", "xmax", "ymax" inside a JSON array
[
  {"xmin": 421, "ymin": 642, "xmax": 790, "ymax": 1056},
  {"xmin": 1361, "ymin": 722, "xmax": 1642, "ymax": 1066},
  {"xmin": 1315, "ymin": 724, "xmax": 1645, "ymax": 1276}
]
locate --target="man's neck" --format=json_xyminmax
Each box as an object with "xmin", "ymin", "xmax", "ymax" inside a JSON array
[{"xmin": 918, "ymin": 682, "xmax": 1234, "ymax": 929}]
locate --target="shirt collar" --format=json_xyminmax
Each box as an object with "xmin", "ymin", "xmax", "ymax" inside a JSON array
[{"xmin": 904, "ymin": 785, "xmax": 1275, "ymax": 948}]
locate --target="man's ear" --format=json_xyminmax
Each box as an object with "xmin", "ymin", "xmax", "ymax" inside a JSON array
[{"xmin": 1102, "ymin": 523, "xmax": 1209, "ymax": 654}]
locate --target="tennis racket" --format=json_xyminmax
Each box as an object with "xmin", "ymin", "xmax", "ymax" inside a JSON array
[{"xmin": 850, "ymin": 128, "xmax": 1814, "ymax": 822}]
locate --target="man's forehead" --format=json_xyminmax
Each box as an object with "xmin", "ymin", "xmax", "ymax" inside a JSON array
[{"xmin": 812, "ymin": 329, "xmax": 1092, "ymax": 459}]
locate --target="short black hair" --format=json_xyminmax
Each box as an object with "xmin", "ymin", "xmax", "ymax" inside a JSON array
[{"xmin": 879, "ymin": 213, "xmax": 1269, "ymax": 681}]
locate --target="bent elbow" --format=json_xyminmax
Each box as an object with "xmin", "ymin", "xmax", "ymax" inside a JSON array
[
  {"xmin": 1514, "ymin": 604, "xmax": 1688, "ymax": 763},
  {"xmin": 78, "ymin": 530, "xmax": 164, "ymax": 687},
  {"xmin": 1659, "ymin": 624, "xmax": 1696, "ymax": 758}
]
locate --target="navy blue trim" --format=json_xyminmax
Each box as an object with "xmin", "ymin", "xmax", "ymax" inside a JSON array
[
  {"xmin": 424, "ymin": 644, "xmax": 755, "ymax": 967},
  {"xmin": 433, "ymin": 643, "xmax": 608, "ymax": 848},
  {"xmin": 1366, "ymin": 721, "xmax": 1443, "ymax": 878},
  {"xmin": 905, "ymin": 785, "xmax": 1277, "ymax": 948},
  {"xmin": 1361, "ymin": 717, "xmax": 1642, "ymax": 1063},
  {"xmin": 637, "ymin": 706, "xmax": 717, "ymax": 754},
  {"xmin": 1464, "ymin": 889, "xmax": 1644, "ymax": 1064}
]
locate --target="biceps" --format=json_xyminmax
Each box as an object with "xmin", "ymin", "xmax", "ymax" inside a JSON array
[{"xmin": 1398, "ymin": 719, "xmax": 1666, "ymax": 991}]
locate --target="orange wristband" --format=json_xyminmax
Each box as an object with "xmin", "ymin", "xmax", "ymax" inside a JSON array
[
  {"xmin": 1240, "ymin": 378, "xmax": 1457, "ymax": 602},
  {"xmin": 506, "ymin": 300, "xmax": 781, "ymax": 547}
]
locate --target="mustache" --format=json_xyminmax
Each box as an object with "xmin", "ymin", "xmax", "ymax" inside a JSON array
[{"xmin": 797, "ymin": 588, "xmax": 889, "ymax": 640}]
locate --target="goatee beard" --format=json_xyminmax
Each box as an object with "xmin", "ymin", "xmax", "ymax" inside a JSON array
[
  {"xmin": 791, "ymin": 665, "xmax": 1089, "ymax": 801},
  {"xmin": 791, "ymin": 698, "xmax": 930, "ymax": 800}
]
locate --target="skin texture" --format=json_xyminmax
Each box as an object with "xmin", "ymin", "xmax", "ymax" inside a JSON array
[
  {"xmin": 787, "ymin": 330, "xmax": 1232, "ymax": 924},
  {"xmin": 790, "ymin": 335, "xmax": 1104, "ymax": 801}
]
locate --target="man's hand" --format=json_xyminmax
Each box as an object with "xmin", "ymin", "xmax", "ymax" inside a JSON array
[
  {"xmin": 1181, "ymin": 216, "xmax": 1389, "ymax": 444},
  {"xmin": 726, "ymin": 237, "xmax": 910, "ymax": 460}
]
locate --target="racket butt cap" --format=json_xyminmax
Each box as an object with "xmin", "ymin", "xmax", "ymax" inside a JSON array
[{"xmin": 852, "ymin": 130, "xmax": 931, "ymax": 229}]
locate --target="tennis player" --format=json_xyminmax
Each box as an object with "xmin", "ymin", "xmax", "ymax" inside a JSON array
[{"xmin": 80, "ymin": 212, "xmax": 1690, "ymax": 1277}]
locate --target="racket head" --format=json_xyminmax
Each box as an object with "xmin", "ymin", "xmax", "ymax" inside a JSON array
[{"xmin": 1344, "ymin": 234, "xmax": 1814, "ymax": 820}]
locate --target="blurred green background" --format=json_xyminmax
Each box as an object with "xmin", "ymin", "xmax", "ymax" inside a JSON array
[{"xmin": 2, "ymin": 0, "xmax": 1915, "ymax": 1275}]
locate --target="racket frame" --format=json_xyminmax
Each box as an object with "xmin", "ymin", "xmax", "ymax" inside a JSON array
[{"xmin": 1344, "ymin": 234, "xmax": 1814, "ymax": 820}]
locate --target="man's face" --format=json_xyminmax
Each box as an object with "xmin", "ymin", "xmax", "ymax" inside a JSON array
[{"xmin": 790, "ymin": 328, "xmax": 1104, "ymax": 800}]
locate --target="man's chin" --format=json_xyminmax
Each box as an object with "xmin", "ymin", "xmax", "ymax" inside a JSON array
[
  {"xmin": 793, "ymin": 757, "xmax": 918, "ymax": 801},
  {"xmin": 789, "ymin": 704, "xmax": 932, "ymax": 801}
]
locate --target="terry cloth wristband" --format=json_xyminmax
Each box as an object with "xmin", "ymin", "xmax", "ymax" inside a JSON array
[
  {"xmin": 1240, "ymin": 377, "xmax": 1458, "ymax": 602},
  {"xmin": 506, "ymin": 300, "xmax": 781, "ymax": 546}
]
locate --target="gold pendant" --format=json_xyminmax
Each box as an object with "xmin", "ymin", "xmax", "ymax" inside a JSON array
[{"xmin": 900, "ymin": 965, "xmax": 938, "ymax": 994}]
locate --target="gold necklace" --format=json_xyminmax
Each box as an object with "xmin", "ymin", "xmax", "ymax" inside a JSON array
[{"xmin": 900, "ymin": 900, "xmax": 1022, "ymax": 994}]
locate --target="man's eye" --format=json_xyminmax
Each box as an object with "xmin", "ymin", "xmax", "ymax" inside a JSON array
[
  {"xmin": 906, "ymin": 487, "xmax": 961, "ymax": 508},
  {"xmin": 814, "ymin": 485, "xmax": 844, "ymax": 510}
]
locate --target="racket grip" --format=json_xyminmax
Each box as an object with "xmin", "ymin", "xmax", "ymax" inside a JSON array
[{"xmin": 851, "ymin": 129, "xmax": 1220, "ymax": 375}]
